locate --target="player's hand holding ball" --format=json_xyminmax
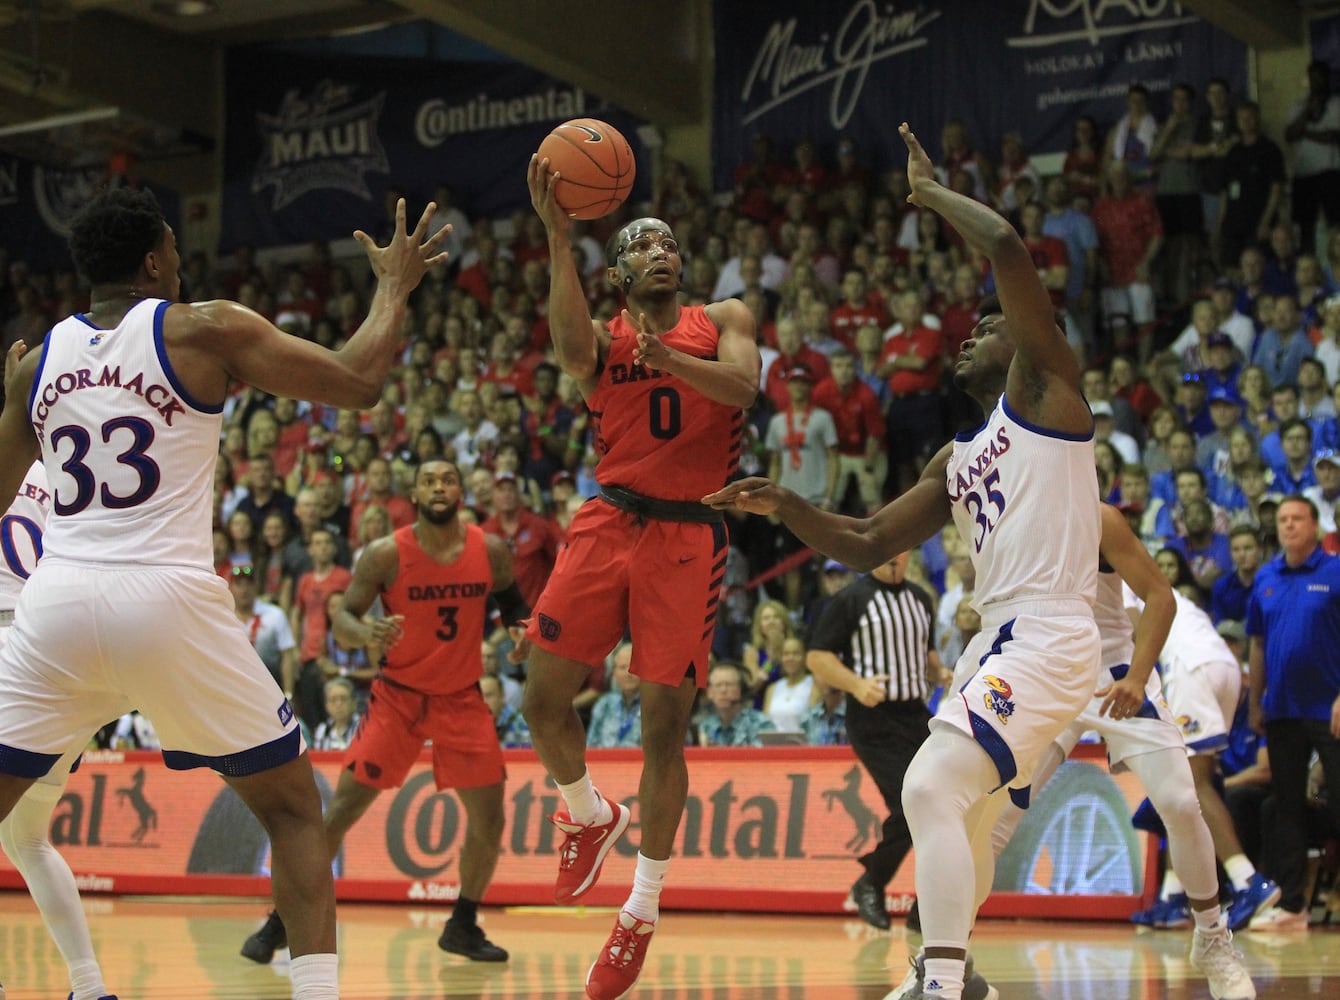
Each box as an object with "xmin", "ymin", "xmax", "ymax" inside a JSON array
[{"xmin": 529, "ymin": 118, "xmax": 635, "ymax": 223}]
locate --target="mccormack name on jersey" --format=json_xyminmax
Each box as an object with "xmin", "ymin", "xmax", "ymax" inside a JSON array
[{"xmin": 32, "ymin": 365, "xmax": 186, "ymax": 444}]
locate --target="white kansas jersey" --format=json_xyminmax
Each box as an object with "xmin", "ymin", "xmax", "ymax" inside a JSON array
[
  {"xmin": 29, "ymin": 298, "xmax": 221, "ymax": 569},
  {"xmin": 946, "ymin": 394, "xmax": 1099, "ymax": 612},
  {"xmin": 0, "ymin": 462, "xmax": 50, "ymax": 609},
  {"xmin": 1123, "ymin": 585, "xmax": 1235, "ymax": 671}
]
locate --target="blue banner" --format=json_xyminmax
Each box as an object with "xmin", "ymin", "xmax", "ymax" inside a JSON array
[
  {"xmin": 712, "ymin": 0, "xmax": 1247, "ymax": 189},
  {"xmin": 0, "ymin": 156, "xmax": 179, "ymax": 272},
  {"xmin": 221, "ymin": 52, "xmax": 647, "ymax": 252}
]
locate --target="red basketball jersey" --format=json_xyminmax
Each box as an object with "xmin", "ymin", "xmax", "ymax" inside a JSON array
[
  {"xmin": 587, "ymin": 305, "xmax": 744, "ymax": 500},
  {"xmin": 379, "ymin": 523, "xmax": 494, "ymax": 695}
]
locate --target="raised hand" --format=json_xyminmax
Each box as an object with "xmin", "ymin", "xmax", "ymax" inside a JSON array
[
  {"xmin": 702, "ymin": 477, "xmax": 785, "ymax": 516},
  {"xmin": 528, "ymin": 154, "xmax": 572, "ymax": 233},
  {"xmin": 628, "ymin": 310, "xmax": 671, "ymax": 368},
  {"xmin": 900, "ymin": 123, "xmax": 936, "ymax": 206},
  {"xmin": 4, "ymin": 341, "xmax": 27, "ymax": 399},
  {"xmin": 354, "ymin": 198, "xmax": 450, "ymax": 293}
]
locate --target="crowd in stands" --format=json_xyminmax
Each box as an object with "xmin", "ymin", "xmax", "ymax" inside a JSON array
[{"xmin": 5, "ymin": 68, "xmax": 1340, "ymax": 772}]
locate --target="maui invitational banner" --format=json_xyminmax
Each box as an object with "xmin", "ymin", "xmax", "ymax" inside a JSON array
[
  {"xmin": 220, "ymin": 52, "xmax": 646, "ymax": 252},
  {"xmin": 712, "ymin": 0, "xmax": 1247, "ymax": 187}
]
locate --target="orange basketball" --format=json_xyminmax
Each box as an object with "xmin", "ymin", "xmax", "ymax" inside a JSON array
[{"xmin": 536, "ymin": 118, "xmax": 636, "ymax": 220}]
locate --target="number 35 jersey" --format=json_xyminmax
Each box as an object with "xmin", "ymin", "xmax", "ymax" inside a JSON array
[
  {"xmin": 946, "ymin": 394, "xmax": 1099, "ymax": 612},
  {"xmin": 380, "ymin": 523, "xmax": 494, "ymax": 695},
  {"xmin": 29, "ymin": 299, "xmax": 221, "ymax": 570},
  {"xmin": 587, "ymin": 305, "xmax": 744, "ymax": 501}
]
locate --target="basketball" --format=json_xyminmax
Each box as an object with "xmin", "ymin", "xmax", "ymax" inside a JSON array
[{"xmin": 536, "ymin": 118, "xmax": 635, "ymax": 220}]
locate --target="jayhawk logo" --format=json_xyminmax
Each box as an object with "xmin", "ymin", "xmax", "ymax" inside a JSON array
[
  {"xmin": 982, "ymin": 675, "xmax": 1015, "ymax": 724},
  {"xmin": 1176, "ymin": 714, "xmax": 1202, "ymax": 736}
]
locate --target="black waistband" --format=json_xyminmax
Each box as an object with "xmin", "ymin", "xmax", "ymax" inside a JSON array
[{"xmin": 599, "ymin": 484, "xmax": 724, "ymax": 523}]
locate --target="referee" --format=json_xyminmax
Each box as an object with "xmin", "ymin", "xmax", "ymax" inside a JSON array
[{"xmin": 807, "ymin": 550, "xmax": 944, "ymax": 931}]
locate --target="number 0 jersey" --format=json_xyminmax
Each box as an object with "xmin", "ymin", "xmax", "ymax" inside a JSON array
[
  {"xmin": 29, "ymin": 299, "xmax": 221, "ymax": 569},
  {"xmin": 379, "ymin": 523, "xmax": 494, "ymax": 696},
  {"xmin": 587, "ymin": 305, "xmax": 744, "ymax": 501},
  {"xmin": 0, "ymin": 462, "xmax": 50, "ymax": 609},
  {"xmin": 946, "ymin": 395, "xmax": 1099, "ymax": 613}
]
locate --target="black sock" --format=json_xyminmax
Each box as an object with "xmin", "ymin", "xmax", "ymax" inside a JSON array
[{"xmin": 450, "ymin": 896, "xmax": 479, "ymax": 927}]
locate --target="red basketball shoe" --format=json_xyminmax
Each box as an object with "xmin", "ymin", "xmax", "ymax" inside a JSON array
[
  {"xmin": 585, "ymin": 909, "xmax": 656, "ymax": 1000},
  {"xmin": 551, "ymin": 797, "xmax": 630, "ymax": 902}
]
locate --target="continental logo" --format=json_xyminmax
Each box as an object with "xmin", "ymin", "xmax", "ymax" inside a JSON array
[{"xmin": 983, "ymin": 674, "xmax": 1016, "ymax": 724}]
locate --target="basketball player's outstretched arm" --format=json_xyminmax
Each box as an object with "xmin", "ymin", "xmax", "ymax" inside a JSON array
[
  {"xmin": 528, "ymin": 156, "xmax": 604, "ymax": 382},
  {"xmin": 1095, "ymin": 504, "xmax": 1175, "ymax": 719},
  {"xmin": 186, "ymin": 199, "xmax": 448, "ymax": 409},
  {"xmin": 703, "ymin": 443, "xmax": 954, "ymax": 572},
  {"xmin": 0, "ymin": 345, "xmax": 41, "ymax": 507},
  {"xmin": 900, "ymin": 124, "xmax": 1090, "ymax": 436}
]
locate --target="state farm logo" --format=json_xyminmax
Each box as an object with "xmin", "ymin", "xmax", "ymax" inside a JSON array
[{"xmin": 407, "ymin": 881, "xmax": 460, "ymax": 901}]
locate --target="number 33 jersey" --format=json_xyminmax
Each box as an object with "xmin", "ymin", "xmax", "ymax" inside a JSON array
[
  {"xmin": 30, "ymin": 299, "xmax": 221, "ymax": 569},
  {"xmin": 587, "ymin": 305, "xmax": 744, "ymax": 501},
  {"xmin": 946, "ymin": 394, "xmax": 1099, "ymax": 612}
]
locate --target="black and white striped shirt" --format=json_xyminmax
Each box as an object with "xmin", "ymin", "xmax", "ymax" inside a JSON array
[{"xmin": 808, "ymin": 574, "xmax": 936, "ymax": 703}]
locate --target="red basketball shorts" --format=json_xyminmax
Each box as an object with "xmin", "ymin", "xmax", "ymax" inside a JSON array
[
  {"xmin": 343, "ymin": 677, "xmax": 504, "ymax": 791},
  {"xmin": 526, "ymin": 498, "xmax": 728, "ymax": 688}
]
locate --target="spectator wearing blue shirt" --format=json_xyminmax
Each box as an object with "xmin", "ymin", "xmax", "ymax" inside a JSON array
[
  {"xmin": 1211, "ymin": 526, "xmax": 1264, "ymax": 624},
  {"xmin": 587, "ymin": 644, "xmax": 643, "ymax": 749},
  {"xmin": 1042, "ymin": 175, "xmax": 1099, "ymax": 348},
  {"xmin": 481, "ymin": 674, "xmax": 531, "ymax": 749},
  {"xmin": 1250, "ymin": 296, "xmax": 1314, "ymax": 388},
  {"xmin": 1269, "ymin": 419, "xmax": 1319, "ymax": 495},
  {"xmin": 1168, "ymin": 499, "xmax": 1234, "ymax": 594},
  {"xmin": 1258, "ymin": 383, "xmax": 1301, "ymax": 474},
  {"xmin": 1176, "ymin": 371, "xmax": 1216, "ymax": 439},
  {"xmin": 1150, "ymin": 429, "xmax": 1199, "ymax": 508},
  {"xmin": 803, "ymin": 679, "xmax": 849, "ymax": 746},
  {"xmin": 1245, "ymin": 495, "xmax": 1340, "ymax": 930}
]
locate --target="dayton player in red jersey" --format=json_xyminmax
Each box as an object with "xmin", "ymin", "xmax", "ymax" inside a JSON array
[
  {"xmin": 524, "ymin": 156, "xmax": 761, "ymax": 1000},
  {"xmin": 241, "ymin": 457, "xmax": 529, "ymax": 966}
]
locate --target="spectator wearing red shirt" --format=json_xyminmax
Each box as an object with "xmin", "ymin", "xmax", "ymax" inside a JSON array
[
  {"xmin": 511, "ymin": 214, "xmax": 551, "ymax": 267},
  {"xmin": 764, "ymin": 317, "xmax": 831, "ymax": 413},
  {"xmin": 480, "ymin": 330, "xmax": 535, "ymax": 398},
  {"xmin": 778, "ymin": 136, "xmax": 831, "ymax": 198},
  {"xmin": 734, "ymin": 133, "xmax": 787, "ymax": 222},
  {"xmin": 830, "ymin": 268, "xmax": 889, "ymax": 349},
  {"xmin": 291, "ymin": 529, "xmax": 354, "ymax": 729},
  {"xmin": 1020, "ymin": 202, "xmax": 1070, "ymax": 310},
  {"xmin": 879, "ymin": 288, "xmax": 945, "ymax": 495},
  {"xmin": 350, "ymin": 457, "xmax": 416, "ymax": 532},
  {"xmin": 1091, "ymin": 160, "xmax": 1165, "ymax": 355},
  {"xmin": 456, "ymin": 233, "xmax": 504, "ymax": 310},
  {"xmin": 481, "ymin": 471, "xmax": 562, "ymax": 608},
  {"xmin": 812, "ymin": 348, "xmax": 886, "ymax": 513}
]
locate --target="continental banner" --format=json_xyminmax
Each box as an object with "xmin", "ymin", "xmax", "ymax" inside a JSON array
[{"xmin": 0, "ymin": 746, "xmax": 1155, "ymax": 919}]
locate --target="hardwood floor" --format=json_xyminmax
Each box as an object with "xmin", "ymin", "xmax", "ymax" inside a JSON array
[{"xmin": 0, "ymin": 893, "xmax": 1333, "ymax": 998}]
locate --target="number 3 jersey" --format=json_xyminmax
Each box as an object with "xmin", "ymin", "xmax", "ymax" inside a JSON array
[
  {"xmin": 379, "ymin": 523, "xmax": 494, "ymax": 695},
  {"xmin": 0, "ymin": 461, "xmax": 51, "ymax": 609},
  {"xmin": 29, "ymin": 299, "xmax": 221, "ymax": 569},
  {"xmin": 587, "ymin": 305, "xmax": 744, "ymax": 501},
  {"xmin": 946, "ymin": 394, "xmax": 1099, "ymax": 613}
]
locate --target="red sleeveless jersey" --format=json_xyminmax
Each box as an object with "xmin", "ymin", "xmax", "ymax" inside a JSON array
[
  {"xmin": 379, "ymin": 523, "xmax": 494, "ymax": 695},
  {"xmin": 587, "ymin": 305, "xmax": 744, "ymax": 500}
]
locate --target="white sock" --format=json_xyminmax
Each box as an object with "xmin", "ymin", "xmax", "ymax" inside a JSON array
[
  {"xmin": 624, "ymin": 853, "xmax": 670, "ymax": 922},
  {"xmin": 923, "ymin": 957, "xmax": 965, "ymax": 998},
  {"xmin": 290, "ymin": 953, "xmax": 339, "ymax": 999},
  {"xmin": 1161, "ymin": 870, "xmax": 1184, "ymax": 898},
  {"xmin": 1224, "ymin": 854, "xmax": 1257, "ymax": 892},
  {"xmin": 1192, "ymin": 904, "xmax": 1226, "ymax": 933},
  {"xmin": 557, "ymin": 769, "xmax": 610, "ymax": 826},
  {"xmin": 69, "ymin": 960, "xmax": 108, "ymax": 1000}
]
